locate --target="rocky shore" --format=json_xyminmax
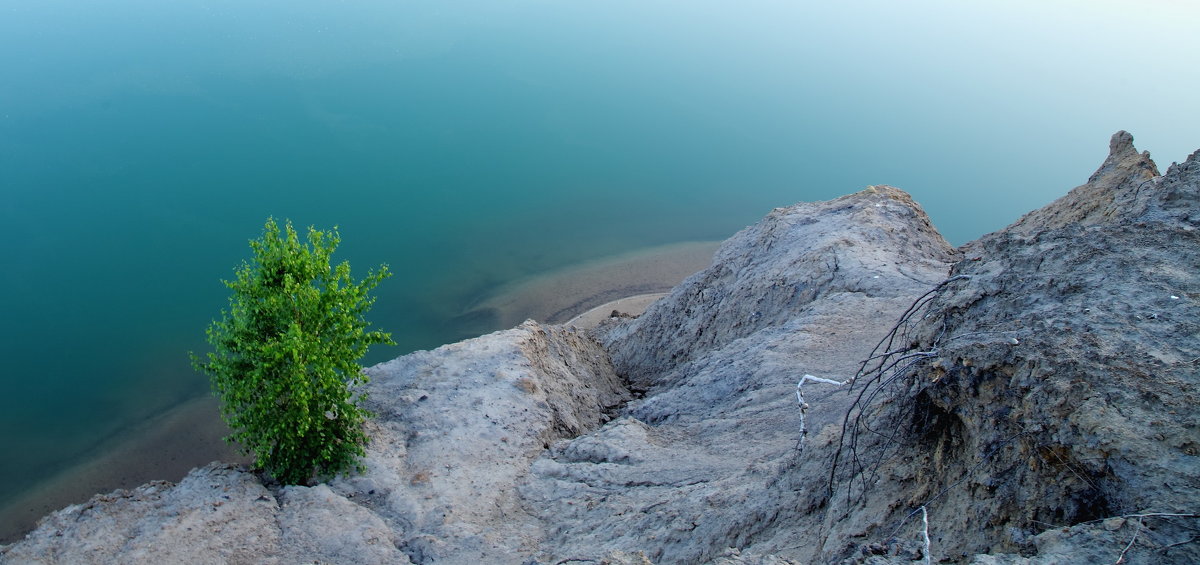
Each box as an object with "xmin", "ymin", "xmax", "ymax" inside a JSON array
[{"xmin": 2, "ymin": 132, "xmax": 1196, "ymax": 564}]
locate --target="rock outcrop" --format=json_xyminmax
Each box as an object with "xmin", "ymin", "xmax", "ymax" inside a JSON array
[
  {"xmin": 3, "ymin": 132, "xmax": 1196, "ymax": 564},
  {"xmin": 521, "ymin": 186, "xmax": 955, "ymax": 563},
  {"xmin": 1, "ymin": 324, "xmax": 631, "ymax": 564},
  {"xmin": 822, "ymin": 132, "xmax": 1199, "ymax": 564},
  {"xmin": 835, "ymin": 133, "xmax": 1200, "ymax": 565},
  {"xmin": 603, "ymin": 185, "xmax": 955, "ymax": 390}
]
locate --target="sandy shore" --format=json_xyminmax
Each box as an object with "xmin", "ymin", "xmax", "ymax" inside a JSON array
[
  {"xmin": 565, "ymin": 293, "xmax": 670, "ymax": 329},
  {"xmin": 0, "ymin": 396, "xmax": 248, "ymax": 544},
  {"xmin": 466, "ymin": 240, "xmax": 720, "ymax": 329},
  {"xmin": 0, "ymin": 240, "xmax": 720, "ymax": 544}
]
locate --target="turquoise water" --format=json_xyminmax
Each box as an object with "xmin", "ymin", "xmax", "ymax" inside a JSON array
[{"xmin": 1, "ymin": 0, "xmax": 1197, "ymax": 517}]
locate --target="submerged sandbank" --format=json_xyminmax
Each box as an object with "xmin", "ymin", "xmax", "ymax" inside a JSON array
[
  {"xmin": 465, "ymin": 240, "xmax": 721, "ymax": 329},
  {"xmin": 0, "ymin": 395, "xmax": 247, "ymax": 543}
]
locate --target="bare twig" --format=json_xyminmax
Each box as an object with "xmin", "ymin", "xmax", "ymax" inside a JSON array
[
  {"xmin": 1080, "ymin": 512, "xmax": 1200, "ymax": 525},
  {"xmin": 920, "ymin": 506, "xmax": 932, "ymax": 565},
  {"xmin": 824, "ymin": 275, "xmax": 972, "ymax": 499},
  {"xmin": 1037, "ymin": 444, "xmax": 1102, "ymax": 492},
  {"xmin": 1162, "ymin": 535, "xmax": 1200, "ymax": 550},
  {"xmin": 1050, "ymin": 512, "xmax": 1200, "ymax": 564},
  {"xmin": 1113, "ymin": 516, "xmax": 1144, "ymax": 565},
  {"xmin": 1122, "ymin": 512, "xmax": 1200, "ymax": 520},
  {"xmin": 795, "ymin": 374, "xmax": 852, "ymax": 452}
]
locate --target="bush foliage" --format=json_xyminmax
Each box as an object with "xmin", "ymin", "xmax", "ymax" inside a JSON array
[{"xmin": 193, "ymin": 218, "xmax": 393, "ymax": 484}]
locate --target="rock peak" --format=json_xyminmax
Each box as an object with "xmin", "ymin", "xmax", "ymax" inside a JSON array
[
  {"xmin": 997, "ymin": 130, "xmax": 1160, "ymax": 236},
  {"xmin": 1091, "ymin": 129, "xmax": 1156, "ymax": 186},
  {"xmin": 603, "ymin": 185, "xmax": 954, "ymax": 387},
  {"xmin": 1109, "ymin": 129, "xmax": 1136, "ymax": 156}
]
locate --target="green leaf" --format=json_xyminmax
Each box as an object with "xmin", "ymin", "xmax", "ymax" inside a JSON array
[{"xmin": 192, "ymin": 218, "xmax": 394, "ymax": 485}]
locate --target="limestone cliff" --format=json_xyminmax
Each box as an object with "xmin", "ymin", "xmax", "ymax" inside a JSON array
[{"xmin": 2, "ymin": 132, "xmax": 1196, "ymax": 565}]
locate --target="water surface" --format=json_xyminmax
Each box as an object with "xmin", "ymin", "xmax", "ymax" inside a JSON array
[{"xmin": 1, "ymin": 0, "xmax": 1197, "ymax": 537}]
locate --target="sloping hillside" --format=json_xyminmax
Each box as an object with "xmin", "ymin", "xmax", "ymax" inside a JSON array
[{"xmin": 3, "ymin": 132, "xmax": 1196, "ymax": 564}]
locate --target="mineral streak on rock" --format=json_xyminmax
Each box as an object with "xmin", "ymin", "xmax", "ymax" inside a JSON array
[{"xmin": 2, "ymin": 133, "xmax": 1197, "ymax": 564}]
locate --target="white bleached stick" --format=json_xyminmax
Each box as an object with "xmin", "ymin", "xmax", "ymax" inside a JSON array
[
  {"xmin": 796, "ymin": 374, "xmax": 853, "ymax": 451},
  {"xmin": 919, "ymin": 505, "xmax": 932, "ymax": 565}
]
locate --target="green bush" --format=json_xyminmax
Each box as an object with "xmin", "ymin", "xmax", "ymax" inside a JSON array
[{"xmin": 192, "ymin": 218, "xmax": 393, "ymax": 484}]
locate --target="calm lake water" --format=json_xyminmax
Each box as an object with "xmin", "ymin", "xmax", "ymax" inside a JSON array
[{"xmin": 1, "ymin": 0, "xmax": 1196, "ymax": 524}]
